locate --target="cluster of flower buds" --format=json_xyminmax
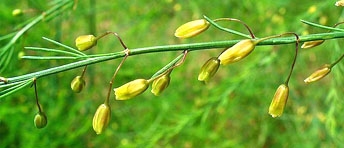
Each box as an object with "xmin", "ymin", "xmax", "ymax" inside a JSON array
[
  {"xmin": 175, "ymin": 18, "xmax": 311, "ymax": 118},
  {"xmin": 174, "ymin": 18, "xmax": 258, "ymax": 83},
  {"xmin": 72, "ymin": 16, "xmax": 344, "ymax": 135}
]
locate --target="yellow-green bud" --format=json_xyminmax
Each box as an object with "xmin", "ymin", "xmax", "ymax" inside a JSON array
[
  {"xmin": 114, "ymin": 79, "xmax": 149, "ymax": 100},
  {"xmin": 301, "ymin": 40, "xmax": 324, "ymax": 49},
  {"xmin": 304, "ymin": 64, "xmax": 331, "ymax": 84},
  {"xmin": 34, "ymin": 112, "xmax": 47, "ymax": 129},
  {"xmin": 92, "ymin": 104, "xmax": 111, "ymax": 135},
  {"xmin": 198, "ymin": 57, "xmax": 220, "ymax": 83},
  {"xmin": 0, "ymin": 77, "xmax": 8, "ymax": 83},
  {"xmin": 18, "ymin": 51, "xmax": 25, "ymax": 59},
  {"xmin": 12, "ymin": 9, "xmax": 23, "ymax": 17},
  {"xmin": 75, "ymin": 35, "xmax": 97, "ymax": 51},
  {"xmin": 174, "ymin": 19, "xmax": 210, "ymax": 39},
  {"xmin": 71, "ymin": 76, "xmax": 86, "ymax": 93},
  {"xmin": 268, "ymin": 84, "xmax": 289, "ymax": 118},
  {"xmin": 151, "ymin": 72, "xmax": 171, "ymax": 96},
  {"xmin": 218, "ymin": 39, "xmax": 256, "ymax": 65}
]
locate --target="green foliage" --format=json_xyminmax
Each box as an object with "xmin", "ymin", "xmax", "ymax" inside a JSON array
[{"xmin": 0, "ymin": 0, "xmax": 343, "ymax": 148}]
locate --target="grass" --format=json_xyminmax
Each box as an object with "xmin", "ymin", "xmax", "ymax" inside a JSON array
[{"xmin": 0, "ymin": 0, "xmax": 344, "ymax": 147}]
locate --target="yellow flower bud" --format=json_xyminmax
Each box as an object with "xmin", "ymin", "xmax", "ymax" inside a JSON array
[
  {"xmin": 75, "ymin": 35, "xmax": 97, "ymax": 51},
  {"xmin": 92, "ymin": 104, "xmax": 111, "ymax": 135},
  {"xmin": 114, "ymin": 79, "xmax": 149, "ymax": 100},
  {"xmin": 301, "ymin": 40, "xmax": 324, "ymax": 49},
  {"xmin": 304, "ymin": 64, "xmax": 331, "ymax": 84},
  {"xmin": 336, "ymin": 0, "xmax": 344, "ymax": 6},
  {"xmin": 12, "ymin": 9, "xmax": 23, "ymax": 17},
  {"xmin": 198, "ymin": 57, "xmax": 220, "ymax": 83},
  {"xmin": 218, "ymin": 39, "xmax": 256, "ymax": 65},
  {"xmin": 71, "ymin": 76, "xmax": 86, "ymax": 93},
  {"xmin": 174, "ymin": 19, "xmax": 210, "ymax": 39},
  {"xmin": 268, "ymin": 84, "xmax": 289, "ymax": 118},
  {"xmin": 34, "ymin": 112, "xmax": 47, "ymax": 129},
  {"xmin": 151, "ymin": 72, "xmax": 171, "ymax": 96}
]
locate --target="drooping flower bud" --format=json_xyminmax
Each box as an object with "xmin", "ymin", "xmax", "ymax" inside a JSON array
[
  {"xmin": 12, "ymin": 9, "xmax": 23, "ymax": 17},
  {"xmin": 114, "ymin": 79, "xmax": 149, "ymax": 100},
  {"xmin": 218, "ymin": 39, "xmax": 256, "ymax": 65},
  {"xmin": 151, "ymin": 72, "xmax": 171, "ymax": 96},
  {"xmin": 174, "ymin": 19, "xmax": 210, "ymax": 39},
  {"xmin": 304, "ymin": 64, "xmax": 331, "ymax": 84},
  {"xmin": 71, "ymin": 76, "xmax": 86, "ymax": 93},
  {"xmin": 75, "ymin": 35, "xmax": 97, "ymax": 51},
  {"xmin": 268, "ymin": 84, "xmax": 289, "ymax": 118},
  {"xmin": 198, "ymin": 57, "xmax": 220, "ymax": 83},
  {"xmin": 92, "ymin": 104, "xmax": 111, "ymax": 135},
  {"xmin": 301, "ymin": 40, "xmax": 324, "ymax": 49},
  {"xmin": 34, "ymin": 112, "xmax": 47, "ymax": 129}
]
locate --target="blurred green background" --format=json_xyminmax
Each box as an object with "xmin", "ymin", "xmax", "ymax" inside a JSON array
[{"xmin": 1, "ymin": 0, "xmax": 344, "ymax": 147}]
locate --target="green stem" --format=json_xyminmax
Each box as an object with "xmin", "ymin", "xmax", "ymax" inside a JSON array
[
  {"xmin": 25, "ymin": 47, "xmax": 83, "ymax": 57},
  {"xmin": 301, "ymin": 20, "xmax": 344, "ymax": 32},
  {"xmin": 2, "ymin": 32, "xmax": 344, "ymax": 85},
  {"xmin": 149, "ymin": 50, "xmax": 188, "ymax": 83},
  {"xmin": 42, "ymin": 37, "xmax": 87, "ymax": 56},
  {"xmin": 204, "ymin": 15, "xmax": 252, "ymax": 39},
  {"xmin": 33, "ymin": 79, "xmax": 43, "ymax": 113},
  {"xmin": 150, "ymin": 53, "xmax": 185, "ymax": 79},
  {"xmin": 0, "ymin": 80, "xmax": 32, "ymax": 99},
  {"xmin": 21, "ymin": 56, "xmax": 79, "ymax": 60},
  {"xmin": 213, "ymin": 18, "xmax": 256, "ymax": 39},
  {"xmin": 330, "ymin": 53, "xmax": 344, "ymax": 67},
  {"xmin": 0, "ymin": 0, "xmax": 73, "ymax": 58},
  {"xmin": 283, "ymin": 33, "xmax": 300, "ymax": 85}
]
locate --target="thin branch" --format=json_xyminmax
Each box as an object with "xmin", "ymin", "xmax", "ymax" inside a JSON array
[{"xmin": 2, "ymin": 31, "xmax": 344, "ymax": 86}]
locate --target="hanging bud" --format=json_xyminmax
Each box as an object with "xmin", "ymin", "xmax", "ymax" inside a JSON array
[
  {"xmin": 75, "ymin": 35, "xmax": 97, "ymax": 51},
  {"xmin": 301, "ymin": 40, "xmax": 324, "ymax": 49},
  {"xmin": 174, "ymin": 19, "xmax": 210, "ymax": 39},
  {"xmin": 218, "ymin": 39, "xmax": 256, "ymax": 65},
  {"xmin": 198, "ymin": 57, "xmax": 220, "ymax": 83},
  {"xmin": 114, "ymin": 79, "xmax": 149, "ymax": 100},
  {"xmin": 304, "ymin": 64, "xmax": 331, "ymax": 84},
  {"xmin": 12, "ymin": 9, "xmax": 23, "ymax": 17},
  {"xmin": 92, "ymin": 104, "xmax": 111, "ymax": 135},
  {"xmin": 151, "ymin": 72, "xmax": 171, "ymax": 96},
  {"xmin": 34, "ymin": 112, "xmax": 47, "ymax": 129},
  {"xmin": 71, "ymin": 76, "xmax": 86, "ymax": 93},
  {"xmin": 268, "ymin": 84, "xmax": 289, "ymax": 118}
]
